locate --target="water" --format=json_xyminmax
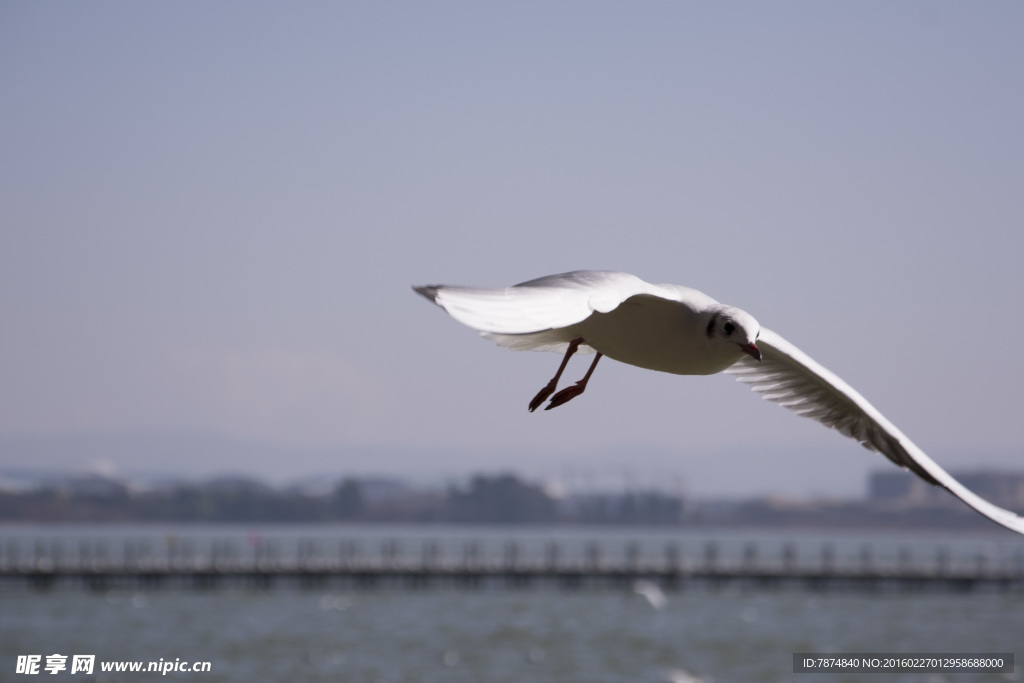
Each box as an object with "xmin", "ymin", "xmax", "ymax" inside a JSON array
[{"xmin": 2, "ymin": 525, "xmax": 1022, "ymax": 682}]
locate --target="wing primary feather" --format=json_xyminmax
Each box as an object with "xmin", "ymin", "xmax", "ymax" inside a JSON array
[
  {"xmin": 726, "ymin": 327, "xmax": 1024, "ymax": 535},
  {"xmin": 412, "ymin": 271, "xmax": 676, "ymax": 336}
]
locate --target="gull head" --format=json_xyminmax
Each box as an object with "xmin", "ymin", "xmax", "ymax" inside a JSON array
[{"xmin": 706, "ymin": 305, "xmax": 761, "ymax": 362}]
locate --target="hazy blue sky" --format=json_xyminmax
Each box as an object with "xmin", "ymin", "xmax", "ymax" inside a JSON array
[{"xmin": 2, "ymin": 2, "xmax": 1022, "ymax": 497}]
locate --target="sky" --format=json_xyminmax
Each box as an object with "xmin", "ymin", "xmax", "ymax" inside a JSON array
[{"xmin": 2, "ymin": 2, "xmax": 1023, "ymax": 498}]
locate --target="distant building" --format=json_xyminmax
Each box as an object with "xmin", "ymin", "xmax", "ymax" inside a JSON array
[
  {"xmin": 868, "ymin": 469, "xmax": 1024, "ymax": 511},
  {"xmin": 868, "ymin": 471, "xmax": 937, "ymax": 505}
]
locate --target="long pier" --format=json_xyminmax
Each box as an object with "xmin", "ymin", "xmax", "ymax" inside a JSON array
[{"xmin": 3, "ymin": 536, "xmax": 1022, "ymax": 592}]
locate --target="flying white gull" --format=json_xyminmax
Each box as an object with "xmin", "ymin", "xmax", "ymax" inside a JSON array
[
  {"xmin": 413, "ymin": 270, "xmax": 1024, "ymax": 535},
  {"xmin": 633, "ymin": 579, "xmax": 667, "ymax": 610}
]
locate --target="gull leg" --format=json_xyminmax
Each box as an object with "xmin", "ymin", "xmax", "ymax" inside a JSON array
[
  {"xmin": 528, "ymin": 338, "xmax": 584, "ymax": 412},
  {"xmin": 545, "ymin": 352, "xmax": 603, "ymax": 411}
]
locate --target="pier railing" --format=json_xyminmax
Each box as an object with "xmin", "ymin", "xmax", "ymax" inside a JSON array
[{"xmin": 3, "ymin": 536, "xmax": 1022, "ymax": 592}]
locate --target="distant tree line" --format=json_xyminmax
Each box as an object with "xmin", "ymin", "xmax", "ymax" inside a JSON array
[
  {"xmin": 0, "ymin": 473, "xmax": 687, "ymax": 525},
  {"xmin": 0, "ymin": 472, "xmax": 1002, "ymax": 528}
]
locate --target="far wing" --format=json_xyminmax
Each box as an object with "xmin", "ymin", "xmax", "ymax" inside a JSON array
[
  {"xmin": 726, "ymin": 327, "xmax": 1024, "ymax": 535},
  {"xmin": 413, "ymin": 270, "xmax": 671, "ymax": 334}
]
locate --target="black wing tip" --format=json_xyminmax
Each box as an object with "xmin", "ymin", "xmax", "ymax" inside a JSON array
[{"xmin": 412, "ymin": 285, "xmax": 441, "ymax": 303}]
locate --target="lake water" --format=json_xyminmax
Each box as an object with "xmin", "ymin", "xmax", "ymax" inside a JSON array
[{"xmin": 2, "ymin": 524, "xmax": 1022, "ymax": 682}]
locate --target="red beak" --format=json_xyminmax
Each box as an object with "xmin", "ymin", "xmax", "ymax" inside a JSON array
[{"xmin": 741, "ymin": 342, "xmax": 762, "ymax": 362}]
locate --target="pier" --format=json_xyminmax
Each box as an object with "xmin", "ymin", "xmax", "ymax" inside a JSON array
[{"xmin": 3, "ymin": 535, "xmax": 1022, "ymax": 592}]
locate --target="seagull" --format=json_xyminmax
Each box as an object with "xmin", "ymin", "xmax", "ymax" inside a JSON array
[
  {"xmin": 413, "ymin": 270, "xmax": 1024, "ymax": 535},
  {"xmin": 633, "ymin": 579, "xmax": 667, "ymax": 610}
]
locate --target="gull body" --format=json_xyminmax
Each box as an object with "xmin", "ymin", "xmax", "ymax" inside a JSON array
[
  {"xmin": 414, "ymin": 270, "xmax": 1024, "ymax": 535},
  {"xmin": 633, "ymin": 579, "xmax": 667, "ymax": 610}
]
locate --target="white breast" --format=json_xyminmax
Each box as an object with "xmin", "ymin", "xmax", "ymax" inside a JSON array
[{"xmin": 567, "ymin": 294, "xmax": 742, "ymax": 375}]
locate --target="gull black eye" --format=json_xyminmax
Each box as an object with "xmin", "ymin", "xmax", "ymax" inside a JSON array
[{"xmin": 723, "ymin": 322, "xmax": 735, "ymax": 336}]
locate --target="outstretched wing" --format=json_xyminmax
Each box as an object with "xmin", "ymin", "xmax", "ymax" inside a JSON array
[
  {"xmin": 726, "ymin": 327, "xmax": 1024, "ymax": 535},
  {"xmin": 413, "ymin": 270, "xmax": 680, "ymax": 334}
]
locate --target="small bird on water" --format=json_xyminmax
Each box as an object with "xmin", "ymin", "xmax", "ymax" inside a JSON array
[{"xmin": 414, "ymin": 270, "xmax": 1024, "ymax": 535}]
